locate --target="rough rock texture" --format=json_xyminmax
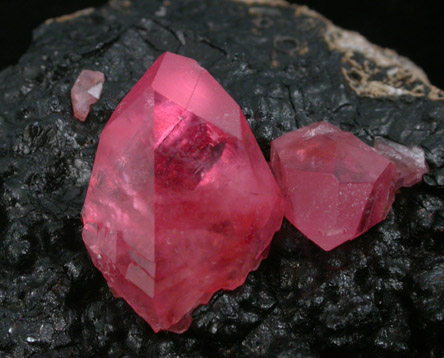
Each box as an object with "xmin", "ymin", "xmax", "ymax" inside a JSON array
[{"xmin": 0, "ymin": 0, "xmax": 443, "ymax": 357}]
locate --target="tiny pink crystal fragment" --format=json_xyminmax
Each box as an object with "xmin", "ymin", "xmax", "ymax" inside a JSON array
[
  {"xmin": 81, "ymin": 52, "xmax": 284, "ymax": 333},
  {"xmin": 71, "ymin": 70, "xmax": 105, "ymax": 121},
  {"xmin": 374, "ymin": 136, "xmax": 429, "ymax": 188},
  {"xmin": 270, "ymin": 121, "xmax": 428, "ymax": 251}
]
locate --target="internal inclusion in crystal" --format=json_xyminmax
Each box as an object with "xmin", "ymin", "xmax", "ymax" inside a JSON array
[{"xmin": 154, "ymin": 93, "xmax": 228, "ymax": 191}]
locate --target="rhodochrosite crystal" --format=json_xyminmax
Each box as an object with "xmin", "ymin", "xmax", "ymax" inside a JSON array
[
  {"xmin": 374, "ymin": 136, "xmax": 429, "ymax": 188},
  {"xmin": 71, "ymin": 70, "xmax": 105, "ymax": 121},
  {"xmin": 270, "ymin": 121, "xmax": 428, "ymax": 251},
  {"xmin": 82, "ymin": 52, "xmax": 284, "ymax": 333}
]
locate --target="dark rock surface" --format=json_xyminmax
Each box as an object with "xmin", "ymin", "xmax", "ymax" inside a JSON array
[{"xmin": 0, "ymin": 0, "xmax": 443, "ymax": 356}]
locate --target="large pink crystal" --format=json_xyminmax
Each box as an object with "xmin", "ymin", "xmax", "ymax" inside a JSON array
[
  {"xmin": 270, "ymin": 122, "xmax": 427, "ymax": 251},
  {"xmin": 71, "ymin": 70, "xmax": 105, "ymax": 121},
  {"xmin": 81, "ymin": 52, "xmax": 284, "ymax": 333}
]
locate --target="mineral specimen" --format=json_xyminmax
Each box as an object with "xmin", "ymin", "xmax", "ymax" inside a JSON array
[
  {"xmin": 270, "ymin": 121, "xmax": 428, "ymax": 251},
  {"xmin": 71, "ymin": 69, "xmax": 105, "ymax": 121},
  {"xmin": 81, "ymin": 52, "xmax": 284, "ymax": 333}
]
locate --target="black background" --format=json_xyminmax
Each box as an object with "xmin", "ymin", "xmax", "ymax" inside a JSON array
[{"xmin": 0, "ymin": 0, "xmax": 443, "ymax": 88}]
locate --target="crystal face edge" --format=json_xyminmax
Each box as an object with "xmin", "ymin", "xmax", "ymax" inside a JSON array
[{"xmin": 81, "ymin": 52, "xmax": 284, "ymax": 333}]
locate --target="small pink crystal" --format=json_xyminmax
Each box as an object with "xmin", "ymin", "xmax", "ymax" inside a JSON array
[
  {"xmin": 270, "ymin": 121, "xmax": 428, "ymax": 251},
  {"xmin": 71, "ymin": 70, "xmax": 105, "ymax": 121},
  {"xmin": 81, "ymin": 52, "xmax": 284, "ymax": 333},
  {"xmin": 374, "ymin": 136, "xmax": 429, "ymax": 189}
]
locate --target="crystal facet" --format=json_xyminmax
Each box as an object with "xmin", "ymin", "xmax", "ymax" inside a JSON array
[
  {"xmin": 374, "ymin": 136, "xmax": 429, "ymax": 189},
  {"xmin": 270, "ymin": 121, "xmax": 427, "ymax": 251},
  {"xmin": 71, "ymin": 70, "xmax": 105, "ymax": 121},
  {"xmin": 82, "ymin": 53, "xmax": 284, "ymax": 333}
]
